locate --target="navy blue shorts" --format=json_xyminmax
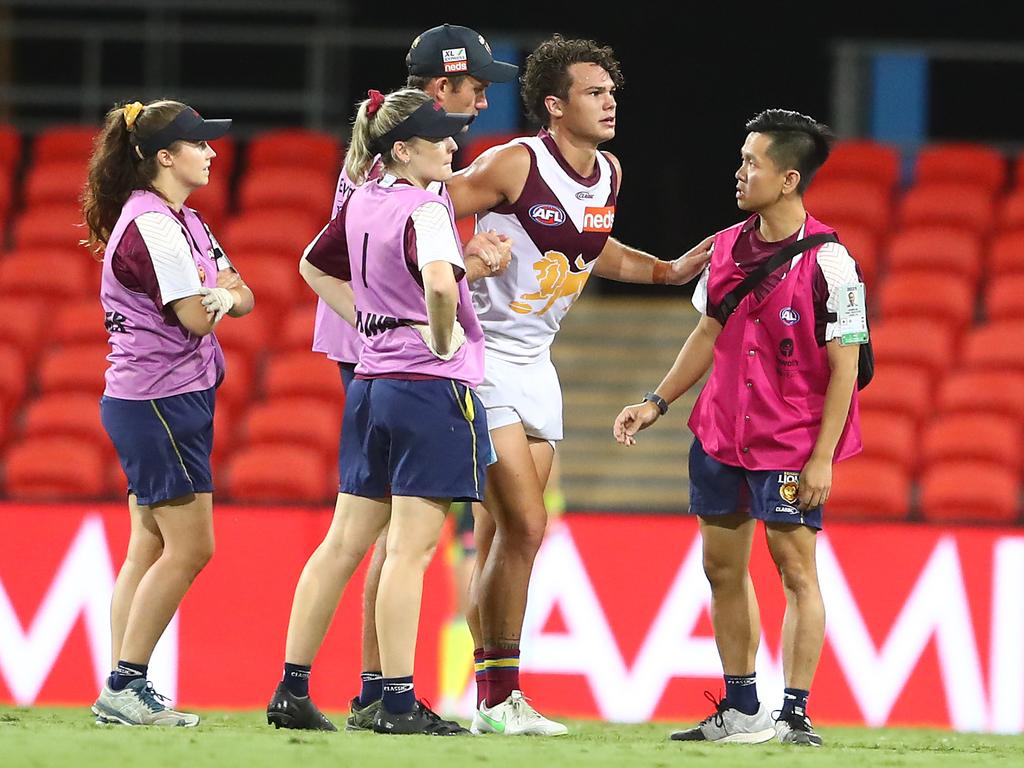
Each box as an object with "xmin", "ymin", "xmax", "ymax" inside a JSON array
[
  {"xmin": 100, "ymin": 388, "xmax": 215, "ymax": 506},
  {"xmin": 339, "ymin": 377, "xmax": 490, "ymax": 502},
  {"xmin": 338, "ymin": 362, "xmax": 356, "ymax": 393},
  {"xmin": 688, "ymin": 439, "xmax": 823, "ymax": 529}
]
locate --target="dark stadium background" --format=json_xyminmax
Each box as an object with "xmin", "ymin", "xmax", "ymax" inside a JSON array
[{"xmin": 8, "ymin": 1, "xmax": 1024, "ymax": 295}]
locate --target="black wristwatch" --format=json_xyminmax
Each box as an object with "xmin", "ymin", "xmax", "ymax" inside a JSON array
[{"xmin": 643, "ymin": 392, "xmax": 669, "ymax": 415}]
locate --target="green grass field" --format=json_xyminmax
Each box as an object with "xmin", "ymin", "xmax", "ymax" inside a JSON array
[{"xmin": 2, "ymin": 707, "xmax": 1023, "ymax": 768}]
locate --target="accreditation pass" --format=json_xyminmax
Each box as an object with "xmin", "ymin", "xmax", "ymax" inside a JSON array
[{"xmin": 838, "ymin": 283, "xmax": 869, "ymax": 345}]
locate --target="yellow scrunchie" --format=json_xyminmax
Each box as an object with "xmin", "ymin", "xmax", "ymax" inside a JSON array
[{"xmin": 123, "ymin": 101, "xmax": 145, "ymax": 130}]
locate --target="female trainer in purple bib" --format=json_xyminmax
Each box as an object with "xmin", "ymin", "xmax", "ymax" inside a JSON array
[
  {"xmin": 82, "ymin": 99, "xmax": 254, "ymax": 727},
  {"xmin": 267, "ymin": 88, "xmax": 489, "ymax": 736}
]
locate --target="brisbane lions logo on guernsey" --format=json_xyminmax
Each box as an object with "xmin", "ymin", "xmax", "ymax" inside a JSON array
[
  {"xmin": 529, "ymin": 204, "xmax": 566, "ymax": 227},
  {"xmin": 510, "ymin": 250, "xmax": 591, "ymax": 316}
]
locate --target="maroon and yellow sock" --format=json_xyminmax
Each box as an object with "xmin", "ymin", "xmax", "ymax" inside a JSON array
[
  {"xmin": 474, "ymin": 647, "xmax": 487, "ymax": 707},
  {"xmin": 483, "ymin": 646, "xmax": 520, "ymax": 706}
]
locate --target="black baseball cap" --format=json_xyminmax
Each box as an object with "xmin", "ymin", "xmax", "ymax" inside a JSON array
[
  {"xmin": 370, "ymin": 99, "xmax": 473, "ymax": 154},
  {"xmin": 136, "ymin": 106, "xmax": 231, "ymax": 157},
  {"xmin": 406, "ymin": 24, "xmax": 518, "ymax": 83}
]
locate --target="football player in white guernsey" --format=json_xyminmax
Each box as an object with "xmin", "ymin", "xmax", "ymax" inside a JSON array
[{"xmin": 445, "ymin": 35, "xmax": 712, "ymax": 736}]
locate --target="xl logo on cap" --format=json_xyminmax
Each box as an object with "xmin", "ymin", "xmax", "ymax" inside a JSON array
[
  {"xmin": 529, "ymin": 204, "xmax": 566, "ymax": 227},
  {"xmin": 443, "ymin": 47, "xmax": 468, "ymax": 73},
  {"xmin": 583, "ymin": 206, "xmax": 615, "ymax": 233}
]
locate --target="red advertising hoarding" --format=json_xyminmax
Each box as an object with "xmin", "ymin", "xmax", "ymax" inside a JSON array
[{"xmin": 0, "ymin": 503, "xmax": 1021, "ymax": 732}]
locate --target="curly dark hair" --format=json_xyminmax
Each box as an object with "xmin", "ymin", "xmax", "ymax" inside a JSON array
[
  {"xmin": 745, "ymin": 109, "xmax": 835, "ymax": 194},
  {"xmin": 521, "ymin": 34, "xmax": 624, "ymax": 127}
]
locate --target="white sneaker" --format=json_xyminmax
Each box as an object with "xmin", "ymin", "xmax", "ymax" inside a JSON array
[
  {"xmin": 92, "ymin": 679, "xmax": 200, "ymax": 727},
  {"xmin": 474, "ymin": 690, "xmax": 567, "ymax": 736},
  {"xmin": 670, "ymin": 696, "xmax": 775, "ymax": 744}
]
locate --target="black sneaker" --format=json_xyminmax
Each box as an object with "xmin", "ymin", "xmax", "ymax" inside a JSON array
[
  {"xmin": 773, "ymin": 707, "xmax": 823, "ymax": 747},
  {"xmin": 372, "ymin": 700, "xmax": 470, "ymax": 736},
  {"xmin": 266, "ymin": 682, "xmax": 337, "ymax": 731},
  {"xmin": 346, "ymin": 696, "xmax": 381, "ymax": 731}
]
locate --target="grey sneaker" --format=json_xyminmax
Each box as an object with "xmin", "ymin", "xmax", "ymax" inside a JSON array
[
  {"xmin": 774, "ymin": 707, "xmax": 823, "ymax": 746},
  {"xmin": 92, "ymin": 679, "xmax": 199, "ymax": 727},
  {"xmin": 670, "ymin": 693, "xmax": 775, "ymax": 744},
  {"xmin": 346, "ymin": 696, "xmax": 381, "ymax": 731}
]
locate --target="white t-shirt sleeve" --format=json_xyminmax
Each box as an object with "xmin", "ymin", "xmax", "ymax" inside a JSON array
[
  {"xmin": 134, "ymin": 212, "xmax": 203, "ymax": 305},
  {"xmin": 410, "ymin": 201, "xmax": 465, "ymax": 271},
  {"xmin": 817, "ymin": 241, "xmax": 861, "ymax": 342},
  {"xmin": 691, "ymin": 263, "xmax": 711, "ymax": 315}
]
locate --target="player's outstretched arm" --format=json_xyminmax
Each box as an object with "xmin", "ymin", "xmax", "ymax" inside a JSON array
[
  {"xmin": 447, "ymin": 143, "xmax": 531, "ymax": 220},
  {"xmin": 593, "ymin": 235, "xmax": 713, "ymax": 285},
  {"xmin": 612, "ymin": 314, "xmax": 722, "ymax": 446}
]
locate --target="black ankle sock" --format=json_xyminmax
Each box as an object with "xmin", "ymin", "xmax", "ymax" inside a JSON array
[
  {"xmin": 382, "ymin": 676, "xmax": 415, "ymax": 715},
  {"xmin": 358, "ymin": 671, "xmax": 383, "ymax": 706},
  {"xmin": 109, "ymin": 661, "xmax": 147, "ymax": 691},
  {"xmin": 724, "ymin": 673, "xmax": 759, "ymax": 715},
  {"xmin": 781, "ymin": 687, "xmax": 810, "ymax": 718},
  {"xmin": 283, "ymin": 662, "xmax": 312, "ymax": 697}
]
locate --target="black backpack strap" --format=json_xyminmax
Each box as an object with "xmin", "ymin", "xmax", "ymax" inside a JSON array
[{"xmin": 712, "ymin": 232, "xmax": 839, "ymax": 325}]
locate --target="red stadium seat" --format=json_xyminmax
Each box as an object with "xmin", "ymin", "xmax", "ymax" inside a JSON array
[
  {"xmin": 216, "ymin": 349, "xmax": 255, "ymax": 413},
  {"xmin": 33, "ymin": 125, "xmax": 99, "ymax": 164},
  {"xmin": 828, "ymin": 457, "xmax": 911, "ymax": 521},
  {"xmin": 11, "ymin": 204, "xmax": 88, "ymax": 250},
  {"xmin": 188, "ymin": 173, "xmax": 231, "ymax": 233},
  {"xmin": 870, "ymin": 320, "xmax": 955, "ymax": 380},
  {"xmin": 919, "ymin": 461, "xmax": 1020, "ymax": 524},
  {"xmin": 876, "ymin": 272, "xmax": 975, "ymax": 331},
  {"xmin": 0, "ymin": 296, "xmax": 47, "ymax": 364},
  {"xmin": 856, "ymin": 364, "xmax": 932, "ymax": 424},
  {"xmin": 0, "ymin": 124, "xmax": 22, "ymax": 173},
  {"xmin": 833, "ymin": 223, "xmax": 879, "ymax": 288},
  {"xmin": 52, "ymin": 299, "xmax": 109, "ymax": 347},
  {"xmin": 21, "ymin": 392, "xmax": 111, "ymax": 451},
  {"xmin": 898, "ymin": 183, "xmax": 994, "ymax": 235},
  {"xmin": 237, "ymin": 167, "xmax": 336, "ymax": 219},
  {"xmin": 937, "ymin": 371, "xmax": 1024, "ymax": 422},
  {"xmin": 213, "ymin": 310, "xmax": 268, "ymax": 372},
  {"xmin": 816, "ymin": 140, "xmax": 901, "ymax": 189},
  {"xmin": 961, "ymin": 321, "xmax": 1024, "ymax": 373},
  {"xmin": 233, "ymin": 254, "xmax": 304, "ymax": 313},
  {"xmin": 0, "ymin": 248, "xmax": 95, "ymax": 301},
  {"xmin": 915, "ymin": 143, "xmax": 1007, "ymax": 194},
  {"xmin": 220, "ymin": 210, "xmax": 320, "ymax": 259},
  {"xmin": 223, "ymin": 443, "xmax": 333, "ymax": 503},
  {"xmin": 989, "ymin": 230, "xmax": 1024, "ymax": 276},
  {"xmin": 3, "ymin": 436, "xmax": 108, "ymax": 499},
  {"xmin": 997, "ymin": 189, "xmax": 1024, "ymax": 231},
  {"xmin": 23, "ymin": 160, "xmax": 89, "ymax": 207},
  {"xmin": 278, "ymin": 306, "xmax": 317, "ymax": 350},
  {"xmin": 858, "ymin": 410, "xmax": 917, "ymax": 471},
  {"xmin": 984, "ymin": 274, "xmax": 1024, "ymax": 322},
  {"xmin": 922, "ymin": 414, "xmax": 1022, "ymax": 471},
  {"xmin": 37, "ymin": 343, "xmax": 109, "ymax": 396},
  {"xmin": 240, "ymin": 396, "xmax": 342, "ymax": 464},
  {"xmin": 804, "ymin": 179, "xmax": 891, "ymax": 236},
  {"xmin": 456, "ymin": 216, "xmax": 476, "ymax": 248},
  {"xmin": 460, "ymin": 132, "xmax": 525, "ymax": 165},
  {"xmin": 263, "ymin": 350, "xmax": 343, "ymax": 404},
  {"xmin": 885, "ymin": 226, "xmax": 982, "ymax": 287},
  {"xmin": 0, "ymin": 175, "xmax": 12, "ymax": 227},
  {"xmin": 246, "ymin": 129, "xmax": 342, "ymax": 173},
  {"xmin": 0, "ymin": 342, "xmax": 28, "ymax": 407}
]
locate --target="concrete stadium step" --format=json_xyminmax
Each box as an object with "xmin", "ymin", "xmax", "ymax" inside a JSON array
[{"xmin": 550, "ymin": 295, "xmax": 702, "ymax": 512}]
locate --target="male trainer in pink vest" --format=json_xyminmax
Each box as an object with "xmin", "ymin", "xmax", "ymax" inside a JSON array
[{"xmin": 614, "ymin": 109, "xmax": 866, "ymax": 748}]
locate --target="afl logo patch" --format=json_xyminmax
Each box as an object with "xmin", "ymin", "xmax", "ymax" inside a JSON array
[
  {"xmin": 529, "ymin": 204, "xmax": 566, "ymax": 227},
  {"xmin": 780, "ymin": 307, "xmax": 800, "ymax": 325}
]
